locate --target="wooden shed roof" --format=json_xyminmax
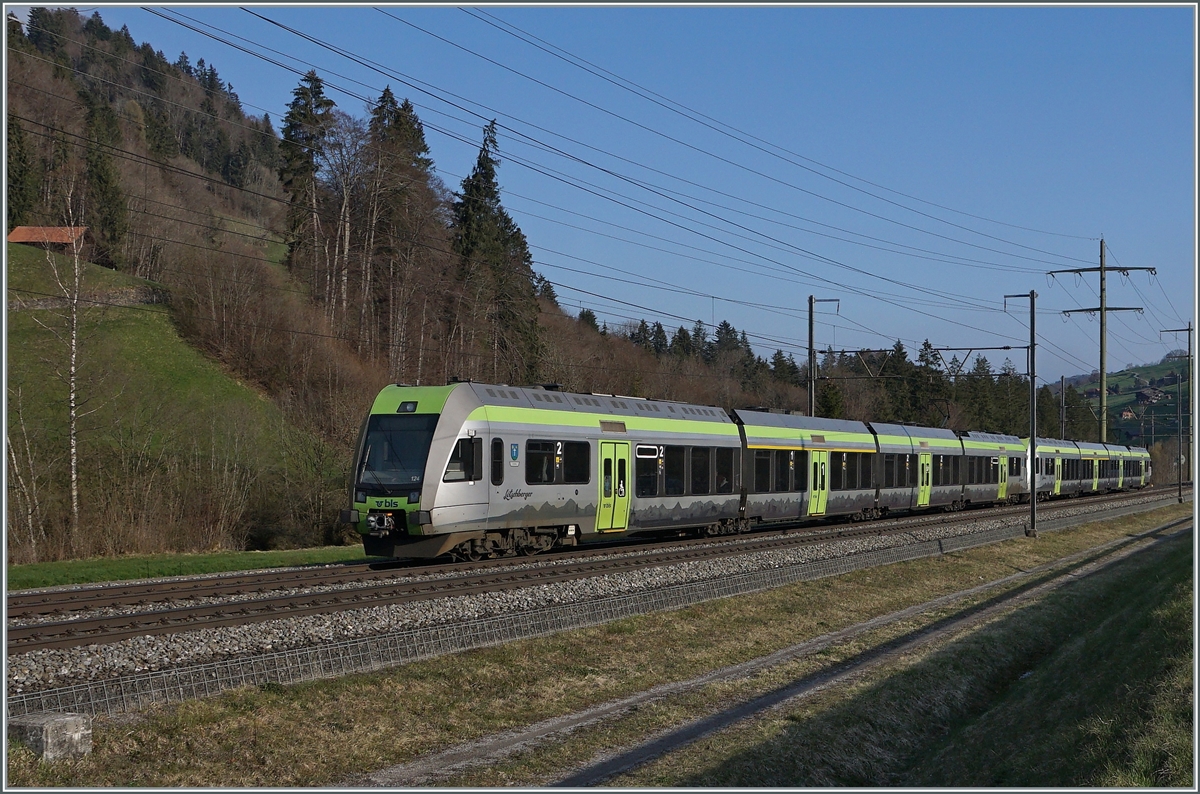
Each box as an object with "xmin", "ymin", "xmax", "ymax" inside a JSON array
[{"xmin": 6, "ymin": 226, "xmax": 88, "ymax": 244}]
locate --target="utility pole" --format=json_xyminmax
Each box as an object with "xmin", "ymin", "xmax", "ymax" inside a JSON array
[
  {"xmin": 1051, "ymin": 239, "xmax": 1152, "ymax": 444},
  {"xmin": 1160, "ymin": 322, "xmax": 1193, "ymax": 502},
  {"xmin": 1005, "ymin": 290, "xmax": 1037, "ymax": 537},
  {"xmin": 1060, "ymin": 375, "xmax": 1066, "ymax": 438},
  {"xmin": 808, "ymin": 295, "xmax": 839, "ymax": 417}
]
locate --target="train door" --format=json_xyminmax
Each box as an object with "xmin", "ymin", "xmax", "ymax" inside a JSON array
[
  {"xmin": 1053, "ymin": 458, "xmax": 1062, "ymax": 496},
  {"xmin": 917, "ymin": 452, "xmax": 932, "ymax": 507},
  {"xmin": 1116, "ymin": 459, "xmax": 1124, "ymax": 489},
  {"xmin": 807, "ymin": 450, "xmax": 829, "ymax": 516},
  {"xmin": 597, "ymin": 441, "xmax": 631, "ymax": 532},
  {"xmin": 997, "ymin": 456, "xmax": 1008, "ymax": 500}
]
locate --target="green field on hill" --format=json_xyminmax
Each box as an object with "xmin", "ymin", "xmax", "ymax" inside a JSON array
[
  {"xmin": 5, "ymin": 242, "xmax": 342, "ymax": 560},
  {"xmin": 1067, "ymin": 362, "xmax": 1190, "ymax": 446}
]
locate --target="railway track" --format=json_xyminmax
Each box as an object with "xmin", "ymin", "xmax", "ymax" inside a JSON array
[{"xmin": 7, "ymin": 488, "xmax": 1180, "ymax": 654}]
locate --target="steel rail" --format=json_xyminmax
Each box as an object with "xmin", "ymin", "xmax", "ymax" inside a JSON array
[
  {"xmin": 7, "ymin": 488, "xmax": 1175, "ymax": 653},
  {"xmin": 7, "ymin": 488, "xmax": 1167, "ymax": 617}
]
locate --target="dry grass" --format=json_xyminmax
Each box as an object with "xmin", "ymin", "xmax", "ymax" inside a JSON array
[{"xmin": 6, "ymin": 502, "xmax": 1191, "ymax": 787}]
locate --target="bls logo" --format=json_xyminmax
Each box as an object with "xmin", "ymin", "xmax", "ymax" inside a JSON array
[{"xmin": 376, "ymin": 498, "xmax": 400, "ymax": 508}]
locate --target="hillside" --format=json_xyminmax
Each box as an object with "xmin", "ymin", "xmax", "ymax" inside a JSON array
[
  {"xmin": 6, "ymin": 243, "xmax": 344, "ymax": 563},
  {"xmin": 1052, "ymin": 361, "xmax": 1191, "ymax": 447}
]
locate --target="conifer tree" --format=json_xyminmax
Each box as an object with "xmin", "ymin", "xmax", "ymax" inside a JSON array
[
  {"xmin": 452, "ymin": 121, "xmax": 540, "ymax": 383},
  {"xmin": 6, "ymin": 114, "xmax": 38, "ymax": 231},
  {"xmin": 578, "ymin": 308, "xmax": 599, "ymax": 332},
  {"xmin": 669, "ymin": 326, "xmax": 693, "ymax": 358},
  {"xmin": 81, "ymin": 92, "xmax": 127, "ymax": 266},
  {"xmin": 691, "ymin": 320, "xmax": 710, "ymax": 362},
  {"xmin": 279, "ymin": 71, "xmax": 334, "ymax": 282},
  {"xmin": 651, "ymin": 322, "xmax": 669, "ymax": 357}
]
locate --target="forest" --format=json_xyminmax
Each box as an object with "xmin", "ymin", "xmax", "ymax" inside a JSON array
[{"xmin": 5, "ymin": 9, "xmax": 1185, "ymax": 564}]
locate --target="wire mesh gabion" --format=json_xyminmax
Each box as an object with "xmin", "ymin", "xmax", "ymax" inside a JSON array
[{"xmin": 12, "ymin": 504, "xmax": 1149, "ymax": 719}]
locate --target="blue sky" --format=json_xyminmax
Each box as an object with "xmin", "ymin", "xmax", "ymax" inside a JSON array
[{"xmin": 9, "ymin": 4, "xmax": 1196, "ymax": 383}]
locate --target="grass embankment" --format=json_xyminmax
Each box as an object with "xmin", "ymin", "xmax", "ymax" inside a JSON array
[
  {"xmin": 6, "ymin": 546, "xmax": 376, "ymax": 591},
  {"xmin": 622, "ymin": 511, "xmax": 1193, "ymax": 787},
  {"xmin": 6, "ymin": 503, "xmax": 1192, "ymax": 787},
  {"xmin": 6, "ymin": 242, "xmax": 279, "ymax": 439},
  {"xmin": 5, "ymin": 242, "xmax": 340, "ymax": 560}
]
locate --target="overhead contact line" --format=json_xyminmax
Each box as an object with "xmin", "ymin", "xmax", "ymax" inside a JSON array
[
  {"xmin": 465, "ymin": 7, "xmax": 1099, "ymax": 243},
  {"xmin": 375, "ymin": 8, "xmax": 1094, "ymax": 266}
]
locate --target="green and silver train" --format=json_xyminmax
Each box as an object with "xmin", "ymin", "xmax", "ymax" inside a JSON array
[{"xmin": 340, "ymin": 382, "xmax": 1152, "ymax": 560}]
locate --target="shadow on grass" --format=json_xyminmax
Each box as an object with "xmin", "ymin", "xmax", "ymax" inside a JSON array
[
  {"xmin": 559, "ymin": 522, "xmax": 1192, "ymax": 787},
  {"xmin": 674, "ymin": 528, "xmax": 1192, "ymax": 787}
]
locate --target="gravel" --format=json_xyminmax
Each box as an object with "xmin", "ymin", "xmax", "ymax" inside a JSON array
[{"xmin": 5, "ymin": 491, "xmax": 1182, "ymax": 696}]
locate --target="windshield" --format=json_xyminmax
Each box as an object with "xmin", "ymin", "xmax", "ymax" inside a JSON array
[{"xmin": 357, "ymin": 414, "xmax": 439, "ymax": 491}]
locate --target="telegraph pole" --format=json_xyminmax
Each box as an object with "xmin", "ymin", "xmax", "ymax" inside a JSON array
[
  {"xmin": 1160, "ymin": 322, "xmax": 1193, "ymax": 502},
  {"xmin": 1005, "ymin": 290, "xmax": 1037, "ymax": 537},
  {"xmin": 1060, "ymin": 375, "xmax": 1066, "ymax": 437},
  {"xmin": 808, "ymin": 295, "xmax": 839, "ymax": 417},
  {"xmin": 1051, "ymin": 239, "xmax": 1152, "ymax": 443}
]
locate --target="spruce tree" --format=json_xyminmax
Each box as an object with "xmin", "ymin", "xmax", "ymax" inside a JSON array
[
  {"xmin": 7, "ymin": 114, "xmax": 38, "ymax": 231},
  {"xmin": 279, "ymin": 71, "xmax": 334, "ymax": 264},
  {"xmin": 651, "ymin": 322, "xmax": 669, "ymax": 357},
  {"xmin": 81, "ymin": 92, "xmax": 127, "ymax": 266},
  {"xmin": 669, "ymin": 326, "xmax": 693, "ymax": 358},
  {"xmin": 578, "ymin": 308, "xmax": 599, "ymax": 332},
  {"xmin": 452, "ymin": 121, "xmax": 540, "ymax": 383}
]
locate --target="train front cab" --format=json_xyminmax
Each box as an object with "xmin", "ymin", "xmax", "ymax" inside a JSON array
[{"xmin": 345, "ymin": 383, "xmax": 486, "ymax": 559}]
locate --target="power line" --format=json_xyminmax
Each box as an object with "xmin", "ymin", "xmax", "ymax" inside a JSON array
[
  {"xmin": 466, "ymin": 7, "xmax": 1100, "ymax": 244},
  {"xmin": 386, "ymin": 7, "xmax": 1097, "ymax": 262}
]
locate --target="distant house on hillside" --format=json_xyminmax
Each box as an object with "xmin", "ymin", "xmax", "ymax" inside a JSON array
[
  {"xmin": 6, "ymin": 226, "xmax": 89, "ymax": 251},
  {"xmin": 1085, "ymin": 388, "xmax": 1101, "ymax": 399},
  {"xmin": 1136, "ymin": 388, "xmax": 1167, "ymax": 406},
  {"xmin": 1120, "ymin": 407, "xmax": 1137, "ymax": 420}
]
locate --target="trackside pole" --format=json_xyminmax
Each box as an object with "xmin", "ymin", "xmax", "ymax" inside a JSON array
[
  {"xmin": 1029, "ymin": 291, "xmax": 1037, "ymax": 537},
  {"xmin": 1006, "ymin": 290, "xmax": 1037, "ymax": 537}
]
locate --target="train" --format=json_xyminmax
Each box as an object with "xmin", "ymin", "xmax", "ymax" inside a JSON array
[{"xmin": 339, "ymin": 381, "xmax": 1152, "ymax": 560}]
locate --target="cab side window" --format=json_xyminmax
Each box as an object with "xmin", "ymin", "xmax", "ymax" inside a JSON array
[{"xmin": 444, "ymin": 438, "xmax": 483, "ymax": 482}]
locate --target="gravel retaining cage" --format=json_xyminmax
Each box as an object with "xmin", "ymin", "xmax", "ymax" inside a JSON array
[{"xmin": 6, "ymin": 499, "xmax": 1178, "ymax": 718}]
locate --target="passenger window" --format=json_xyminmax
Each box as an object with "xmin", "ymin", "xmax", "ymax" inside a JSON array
[
  {"xmin": 603, "ymin": 458, "xmax": 612, "ymax": 498},
  {"xmin": 795, "ymin": 451, "xmax": 808, "ymax": 491},
  {"xmin": 831, "ymin": 453, "xmax": 844, "ymax": 491},
  {"xmin": 491, "ymin": 438, "xmax": 504, "ymax": 486},
  {"xmin": 526, "ymin": 441, "xmax": 555, "ymax": 484},
  {"xmin": 754, "ymin": 450, "xmax": 772, "ymax": 493},
  {"xmin": 691, "ymin": 447, "xmax": 711, "ymax": 495},
  {"xmin": 715, "ymin": 447, "xmax": 734, "ymax": 493},
  {"xmin": 774, "ymin": 450, "xmax": 791, "ymax": 492},
  {"xmin": 664, "ymin": 446, "xmax": 685, "ymax": 496},
  {"xmin": 562, "ymin": 441, "xmax": 590, "ymax": 484},
  {"xmin": 635, "ymin": 444, "xmax": 659, "ymax": 497}
]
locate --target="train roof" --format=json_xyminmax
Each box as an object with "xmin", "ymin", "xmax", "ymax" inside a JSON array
[
  {"xmin": 465, "ymin": 382, "xmax": 733, "ymax": 423},
  {"xmin": 732, "ymin": 409, "xmax": 875, "ymax": 451},
  {"xmin": 869, "ymin": 422, "xmax": 961, "ymax": 454}
]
